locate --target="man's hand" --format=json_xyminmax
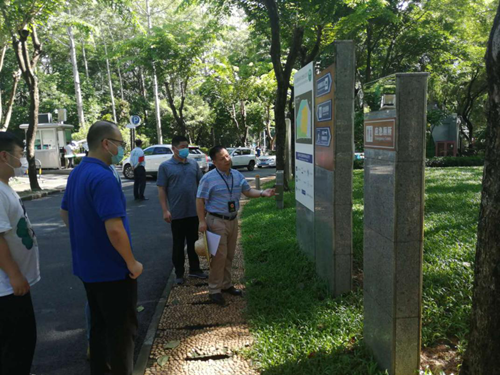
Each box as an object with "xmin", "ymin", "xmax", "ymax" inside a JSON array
[
  {"xmin": 10, "ymin": 272, "xmax": 30, "ymax": 296},
  {"xmin": 163, "ymin": 210, "xmax": 172, "ymax": 223},
  {"xmin": 261, "ymin": 188, "xmax": 275, "ymax": 197},
  {"xmin": 127, "ymin": 260, "xmax": 143, "ymax": 279},
  {"xmin": 199, "ymin": 220, "xmax": 207, "ymax": 233}
]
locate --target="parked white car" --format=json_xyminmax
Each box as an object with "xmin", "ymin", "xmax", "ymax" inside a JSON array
[
  {"xmin": 226, "ymin": 147, "xmax": 257, "ymax": 171},
  {"xmin": 257, "ymin": 151, "xmax": 276, "ymax": 168},
  {"xmin": 122, "ymin": 144, "xmax": 209, "ymax": 179}
]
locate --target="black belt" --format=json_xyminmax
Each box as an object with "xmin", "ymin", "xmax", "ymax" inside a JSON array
[{"xmin": 209, "ymin": 212, "xmax": 237, "ymax": 221}]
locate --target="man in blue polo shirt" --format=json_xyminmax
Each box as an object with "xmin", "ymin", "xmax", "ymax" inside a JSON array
[
  {"xmin": 60, "ymin": 121, "xmax": 143, "ymax": 375},
  {"xmin": 197, "ymin": 146, "xmax": 274, "ymax": 306}
]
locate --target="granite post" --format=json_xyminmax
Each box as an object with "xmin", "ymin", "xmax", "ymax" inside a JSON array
[
  {"xmin": 363, "ymin": 73, "xmax": 428, "ymax": 374},
  {"xmin": 314, "ymin": 41, "xmax": 355, "ymax": 296}
]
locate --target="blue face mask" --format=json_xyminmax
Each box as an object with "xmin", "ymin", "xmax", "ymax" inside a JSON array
[
  {"xmin": 108, "ymin": 143, "xmax": 125, "ymax": 164},
  {"xmin": 178, "ymin": 148, "xmax": 189, "ymax": 159}
]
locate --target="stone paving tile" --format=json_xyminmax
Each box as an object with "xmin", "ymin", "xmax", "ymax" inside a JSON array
[
  {"xmin": 144, "ymin": 179, "xmax": 275, "ymax": 374},
  {"xmin": 146, "ymin": 209, "xmax": 258, "ymax": 374}
]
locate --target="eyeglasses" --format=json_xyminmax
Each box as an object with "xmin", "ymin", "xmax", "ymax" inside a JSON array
[{"xmin": 104, "ymin": 138, "xmax": 127, "ymax": 148}]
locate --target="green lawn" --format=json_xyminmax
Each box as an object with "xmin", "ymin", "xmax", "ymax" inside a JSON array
[{"xmin": 240, "ymin": 167, "xmax": 483, "ymax": 374}]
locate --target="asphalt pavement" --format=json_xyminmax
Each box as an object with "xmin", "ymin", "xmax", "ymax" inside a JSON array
[
  {"xmin": 28, "ymin": 178, "xmax": 172, "ymax": 375},
  {"xmin": 25, "ymin": 167, "xmax": 276, "ymax": 375}
]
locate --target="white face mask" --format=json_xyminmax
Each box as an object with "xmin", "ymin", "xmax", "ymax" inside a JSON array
[{"xmin": 7, "ymin": 153, "xmax": 28, "ymax": 177}]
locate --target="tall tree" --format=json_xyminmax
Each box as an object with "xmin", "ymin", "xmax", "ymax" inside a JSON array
[
  {"xmin": 460, "ymin": 2, "xmax": 500, "ymax": 373},
  {"xmin": 1, "ymin": 0, "xmax": 65, "ymax": 190}
]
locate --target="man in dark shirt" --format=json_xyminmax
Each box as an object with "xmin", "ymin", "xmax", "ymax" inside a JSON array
[
  {"xmin": 157, "ymin": 135, "xmax": 207, "ymax": 284},
  {"xmin": 60, "ymin": 121, "xmax": 143, "ymax": 375}
]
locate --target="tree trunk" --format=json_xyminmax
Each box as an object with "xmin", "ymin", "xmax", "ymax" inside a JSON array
[
  {"xmin": 81, "ymin": 40, "xmax": 89, "ymax": 80},
  {"xmin": 117, "ymin": 63, "xmax": 125, "ymax": 101},
  {"xmin": 146, "ymin": 0, "xmax": 163, "ymax": 144},
  {"xmin": 366, "ymin": 22, "xmax": 372, "ymax": 83},
  {"xmin": 0, "ymin": 44, "xmax": 6, "ymax": 126},
  {"xmin": 263, "ymin": 0, "xmax": 303, "ymax": 189},
  {"xmin": 460, "ymin": 5, "xmax": 500, "ymax": 374},
  {"xmin": 103, "ymin": 42, "xmax": 117, "ymax": 123},
  {"xmin": 26, "ymin": 78, "xmax": 40, "ymax": 190},
  {"xmin": 164, "ymin": 80, "xmax": 186, "ymax": 136},
  {"xmin": 12, "ymin": 27, "xmax": 42, "ymax": 191},
  {"xmin": 68, "ymin": 25, "xmax": 85, "ymax": 129},
  {"xmin": 0, "ymin": 70, "xmax": 21, "ymax": 131},
  {"xmin": 239, "ymin": 99, "xmax": 248, "ymax": 146}
]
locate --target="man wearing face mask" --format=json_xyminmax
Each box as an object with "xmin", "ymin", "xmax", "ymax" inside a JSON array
[
  {"xmin": 157, "ymin": 135, "xmax": 207, "ymax": 285},
  {"xmin": 60, "ymin": 121, "xmax": 143, "ymax": 375},
  {"xmin": 0, "ymin": 131, "xmax": 39, "ymax": 374}
]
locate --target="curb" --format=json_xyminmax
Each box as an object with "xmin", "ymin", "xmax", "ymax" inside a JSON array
[
  {"xmin": 133, "ymin": 271, "xmax": 176, "ymax": 375},
  {"xmin": 20, "ymin": 188, "xmax": 66, "ymax": 201}
]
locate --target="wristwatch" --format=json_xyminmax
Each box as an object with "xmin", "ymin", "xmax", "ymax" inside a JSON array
[{"xmin": 259, "ymin": 190, "xmax": 264, "ymax": 197}]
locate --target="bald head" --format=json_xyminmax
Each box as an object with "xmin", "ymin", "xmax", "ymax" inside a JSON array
[{"xmin": 87, "ymin": 121, "xmax": 120, "ymax": 151}]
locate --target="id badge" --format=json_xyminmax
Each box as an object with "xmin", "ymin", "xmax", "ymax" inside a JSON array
[{"xmin": 228, "ymin": 201, "xmax": 236, "ymax": 213}]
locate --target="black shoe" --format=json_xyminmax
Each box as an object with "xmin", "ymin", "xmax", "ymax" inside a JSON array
[
  {"xmin": 209, "ymin": 293, "xmax": 226, "ymax": 306},
  {"xmin": 140, "ymin": 197, "xmax": 149, "ymax": 201},
  {"xmin": 221, "ymin": 286, "xmax": 243, "ymax": 296},
  {"xmin": 189, "ymin": 270, "xmax": 208, "ymax": 279}
]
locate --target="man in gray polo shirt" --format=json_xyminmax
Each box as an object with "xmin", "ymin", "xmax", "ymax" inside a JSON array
[{"xmin": 157, "ymin": 135, "xmax": 207, "ymax": 284}]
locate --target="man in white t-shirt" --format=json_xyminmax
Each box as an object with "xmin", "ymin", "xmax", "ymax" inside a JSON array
[
  {"xmin": 0, "ymin": 131, "xmax": 40, "ymax": 374},
  {"xmin": 64, "ymin": 141, "xmax": 75, "ymax": 168}
]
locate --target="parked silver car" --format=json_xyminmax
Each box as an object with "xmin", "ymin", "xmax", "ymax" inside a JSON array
[{"xmin": 257, "ymin": 151, "xmax": 276, "ymax": 168}]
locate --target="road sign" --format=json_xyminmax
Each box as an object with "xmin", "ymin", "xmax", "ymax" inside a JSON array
[
  {"xmin": 316, "ymin": 72, "xmax": 332, "ymax": 97},
  {"xmin": 317, "ymin": 100, "xmax": 332, "ymax": 122},
  {"xmin": 315, "ymin": 127, "xmax": 331, "ymax": 147},
  {"xmin": 130, "ymin": 115, "xmax": 142, "ymax": 126},
  {"xmin": 126, "ymin": 123, "xmax": 136, "ymax": 129}
]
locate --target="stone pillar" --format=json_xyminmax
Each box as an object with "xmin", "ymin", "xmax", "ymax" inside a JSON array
[
  {"xmin": 314, "ymin": 41, "xmax": 355, "ymax": 297},
  {"xmin": 363, "ymin": 73, "xmax": 428, "ymax": 375}
]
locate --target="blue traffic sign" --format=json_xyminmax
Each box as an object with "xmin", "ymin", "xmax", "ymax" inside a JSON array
[
  {"xmin": 316, "ymin": 73, "xmax": 332, "ymax": 97},
  {"xmin": 315, "ymin": 127, "xmax": 331, "ymax": 147},
  {"xmin": 130, "ymin": 115, "xmax": 141, "ymax": 126},
  {"xmin": 317, "ymin": 100, "xmax": 332, "ymax": 122}
]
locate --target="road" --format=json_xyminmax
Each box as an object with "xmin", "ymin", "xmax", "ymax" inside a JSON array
[{"xmin": 27, "ymin": 167, "xmax": 275, "ymax": 374}]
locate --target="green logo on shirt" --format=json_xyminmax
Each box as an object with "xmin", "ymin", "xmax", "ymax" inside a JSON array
[{"xmin": 16, "ymin": 217, "xmax": 34, "ymax": 250}]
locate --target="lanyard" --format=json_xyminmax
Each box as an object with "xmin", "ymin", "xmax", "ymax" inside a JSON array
[{"xmin": 216, "ymin": 169, "xmax": 234, "ymax": 199}]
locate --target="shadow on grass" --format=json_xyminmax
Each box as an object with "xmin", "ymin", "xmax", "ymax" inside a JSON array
[
  {"xmin": 260, "ymin": 341, "xmax": 384, "ymax": 375},
  {"xmin": 240, "ymin": 179, "xmax": 382, "ymax": 374}
]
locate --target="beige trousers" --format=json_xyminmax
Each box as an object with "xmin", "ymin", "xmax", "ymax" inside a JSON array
[{"xmin": 206, "ymin": 214, "xmax": 238, "ymax": 294}]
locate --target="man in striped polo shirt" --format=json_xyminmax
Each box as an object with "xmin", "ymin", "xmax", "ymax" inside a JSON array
[{"xmin": 196, "ymin": 146, "xmax": 275, "ymax": 306}]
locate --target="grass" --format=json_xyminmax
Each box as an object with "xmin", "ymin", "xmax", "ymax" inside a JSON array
[{"xmin": 240, "ymin": 167, "xmax": 483, "ymax": 374}]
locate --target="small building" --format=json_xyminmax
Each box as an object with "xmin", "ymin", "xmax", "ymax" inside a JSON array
[
  {"xmin": 20, "ymin": 114, "xmax": 74, "ymax": 169},
  {"xmin": 431, "ymin": 114, "xmax": 462, "ymax": 157}
]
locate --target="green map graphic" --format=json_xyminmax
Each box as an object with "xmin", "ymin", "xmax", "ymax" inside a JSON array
[
  {"xmin": 296, "ymin": 99, "xmax": 311, "ymax": 140},
  {"xmin": 16, "ymin": 217, "xmax": 34, "ymax": 250}
]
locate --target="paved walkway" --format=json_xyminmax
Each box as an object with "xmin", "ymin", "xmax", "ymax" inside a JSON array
[{"xmin": 143, "ymin": 176, "xmax": 275, "ymax": 375}]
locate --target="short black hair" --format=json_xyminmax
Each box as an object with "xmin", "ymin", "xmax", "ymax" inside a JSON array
[
  {"xmin": 135, "ymin": 139, "xmax": 143, "ymax": 147},
  {"xmin": 172, "ymin": 135, "xmax": 188, "ymax": 147},
  {"xmin": 87, "ymin": 121, "xmax": 119, "ymax": 151},
  {"xmin": 0, "ymin": 131, "xmax": 24, "ymax": 152},
  {"xmin": 209, "ymin": 145, "xmax": 226, "ymax": 161}
]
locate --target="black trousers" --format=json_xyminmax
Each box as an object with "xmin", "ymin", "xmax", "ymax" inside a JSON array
[
  {"xmin": 0, "ymin": 292, "xmax": 37, "ymax": 375},
  {"xmin": 133, "ymin": 166, "xmax": 146, "ymax": 199},
  {"xmin": 83, "ymin": 277, "xmax": 138, "ymax": 375},
  {"xmin": 171, "ymin": 216, "xmax": 201, "ymax": 278}
]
